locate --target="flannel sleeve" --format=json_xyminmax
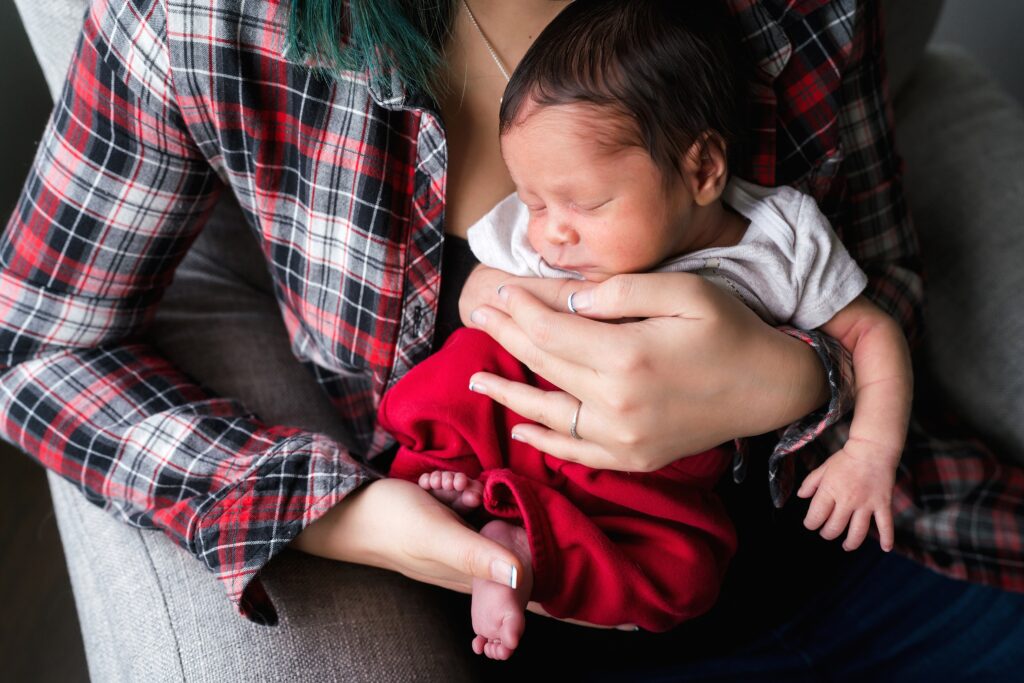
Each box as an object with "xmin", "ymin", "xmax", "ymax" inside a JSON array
[
  {"xmin": 834, "ymin": 0, "xmax": 923, "ymax": 346},
  {"xmin": 0, "ymin": 0, "xmax": 375, "ymax": 625}
]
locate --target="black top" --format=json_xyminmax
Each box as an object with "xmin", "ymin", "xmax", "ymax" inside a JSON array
[{"xmin": 432, "ymin": 235, "xmax": 479, "ymax": 351}]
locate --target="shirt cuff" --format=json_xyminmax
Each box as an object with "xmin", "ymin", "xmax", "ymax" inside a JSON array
[
  {"xmin": 761, "ymin": 326, "xmax": 854, "ymax": 507},
  {"xmin": 191, "ymin": 429, "xmax": 380, "ymax": 625}
]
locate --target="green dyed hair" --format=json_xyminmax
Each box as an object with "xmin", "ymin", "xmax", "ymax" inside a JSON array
[{"xmin": 286, "ymin": 0, "xmax": 457, "ymax": 101}]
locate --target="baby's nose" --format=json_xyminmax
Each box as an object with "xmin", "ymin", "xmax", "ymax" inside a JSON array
[{"xmin": 546, "ymin": 219, "xmax": 580, "ymax": 246}]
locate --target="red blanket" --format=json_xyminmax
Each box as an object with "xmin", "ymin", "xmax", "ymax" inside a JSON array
[{"xmin": 380, "ymin": 328, "xmax": 737, "ymax": 631}]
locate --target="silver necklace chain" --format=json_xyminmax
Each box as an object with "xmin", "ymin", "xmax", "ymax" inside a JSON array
[{"xmin": 461, "ymin": 0, "xmax": 512, "ymax": 83}]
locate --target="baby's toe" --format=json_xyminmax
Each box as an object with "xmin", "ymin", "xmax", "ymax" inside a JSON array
[
  {"xmin": 459, "ymin": 489, "xmax": 482, "ymax": 508},
  {"xmin": 485, "ymin": 639, "xmax": 513, "ymax": 661}
]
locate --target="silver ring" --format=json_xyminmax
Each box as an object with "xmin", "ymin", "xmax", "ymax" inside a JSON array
[
  {"xmin": 567, "ymin": 291, "xmax": 579, "ymax": 314},
  {"xmin": 569, "ymin": 400, "xmax": 583, "ymax": 440}
]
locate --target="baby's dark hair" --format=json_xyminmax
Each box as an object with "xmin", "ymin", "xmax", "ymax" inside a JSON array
[{"xmin": 499, "ymin": 0, "xmax": 750, "ymax": 182}]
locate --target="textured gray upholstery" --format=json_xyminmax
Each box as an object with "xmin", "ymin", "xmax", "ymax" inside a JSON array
[
  {"xmin": 895, "ymin": 46, "xmax": 1024, "ymax": 463},
  {"xmin": 882, "ymin": 0, "xmax": 944, "ymax": 95}
]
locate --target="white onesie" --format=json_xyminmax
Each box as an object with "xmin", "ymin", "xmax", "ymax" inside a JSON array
[{"xmin": 466, "ymin": 177, "xmax": 868, "ymax": 329}]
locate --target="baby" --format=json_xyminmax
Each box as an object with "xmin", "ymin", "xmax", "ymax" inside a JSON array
[{"xmin": 379, "ymin": 0, "xmax": 911, "ymax": 661}]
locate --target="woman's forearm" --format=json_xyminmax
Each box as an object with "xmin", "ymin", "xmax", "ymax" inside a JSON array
[
  {"xmin": 291, "ymin": 477, "xmax": 526, "ymax": 595},
  {"xmin": 752, "ymin": 327, "xmax": 832, "ymax": 435},
  {"xmin": 292, "ymin": 481, "xmax": 379, "ymax": 564}
]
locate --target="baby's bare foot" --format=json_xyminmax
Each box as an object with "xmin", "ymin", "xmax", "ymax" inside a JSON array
[
  {"xmin": 418, "ymin": 471, "xmax": 483, "ymax": 515},
  {"xmin": 470, "ymin": 520, "xmax": 533, "ymax": 660}
]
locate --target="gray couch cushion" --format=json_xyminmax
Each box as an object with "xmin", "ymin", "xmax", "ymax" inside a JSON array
[{"xmin": 895, "ymin": 46, "xmax": 1024, "ymax": 464}]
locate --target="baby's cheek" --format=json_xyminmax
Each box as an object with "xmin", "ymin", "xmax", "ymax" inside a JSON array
[{"xmin": 525, "ymin": 220, "xmax": 545, "ymax": 253}]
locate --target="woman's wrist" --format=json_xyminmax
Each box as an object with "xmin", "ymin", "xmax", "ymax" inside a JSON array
[
  {"xmin": 745, "ymin": 325, "xmax": 830, "ymax": 436},
  {"xmin": 291, "ymin": 480, "xmax": 379, "ymax": 564}
]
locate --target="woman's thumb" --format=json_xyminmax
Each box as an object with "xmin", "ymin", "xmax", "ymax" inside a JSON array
[{"xmin": 448, "ymin": 524, "xmax": 522, "ymax": 588}]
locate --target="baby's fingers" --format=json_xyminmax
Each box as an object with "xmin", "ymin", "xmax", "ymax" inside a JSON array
[
  {"xmin": 820, "ymin": 505, "xmax": 854, "ymax": 541},
  {"xmin": 843, "ymin": 510, "xmax": 872, "ymax": 551},
  {"xmin": 797, "ymin": 465, "xmax": 826, "ymax": 499},
  {"xmin": 803, "ymin": 491, "xmax": 835, "ymax": 532},
  {"xmin": 876, "ymin": 507, "xmax": 895, "ymax": 552}
]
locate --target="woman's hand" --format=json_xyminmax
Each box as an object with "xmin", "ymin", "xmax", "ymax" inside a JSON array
[
  {"xmin": 293, "ymin": 477, "xmax": 638, "ymax": 629},
  {"xmin": 292, "ymin": 477, "xmax": 522, "ymax": 593},
  {"xmin": 465, "ymin": 272, "xmax": 830, "ymax": 472}
]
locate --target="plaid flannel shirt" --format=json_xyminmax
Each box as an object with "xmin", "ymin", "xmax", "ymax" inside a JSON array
[{"xmin": 2, "ymin": 0, "xmax": 1022, "ymax": 625}]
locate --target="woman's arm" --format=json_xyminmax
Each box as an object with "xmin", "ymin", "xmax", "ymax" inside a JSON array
[
  {"xmin": 292, "ymin": 477, "xmax": 522, "ymax": 593},
  {"xmin": 0, "ymin": 0, "xmax": 470, "ymax": 626}
]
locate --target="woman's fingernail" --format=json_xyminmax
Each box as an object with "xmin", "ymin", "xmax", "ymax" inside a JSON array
[
  {"xmin": 510, "ymin": 430, "xmax": 525, "ymax": 442},
  {"xmin": 569, "ymin": 289, "xmax": 592, "ymax": 311},
  {"xmin": 470, "ymin": 308, "xmax": 487, "ymax": 326},
  {"xmin": 496, "ymin": 284, "xmax": 506, "ymax": 298},
  {"xmin": 469, "ymin": 380, "xmax": 487, "ymax": 394},
  {"xmin": 491, "ymin": 559, "xmax": 518, "ymax": 589},
  {"xmin": 498, "ymin": 285, "xmax": 510, "ymax": 301}
]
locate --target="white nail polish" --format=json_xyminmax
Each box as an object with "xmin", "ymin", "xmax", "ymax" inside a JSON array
[{"xmin": 490, "ymin": 559, "xmax": 516, "ymax": 588}]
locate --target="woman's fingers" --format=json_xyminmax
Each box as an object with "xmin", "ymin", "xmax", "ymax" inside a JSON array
[
  {"xmin": 493, "ymin": 285, "xmax": 622, "ymax": 364},
  {"xmin": 509, "ymin": 423, "xmax": 632, "ymax": 471},
  {"xmin": 568, "ymin": 272, "xmax": 712, "ymax": 320},
  {"xmin": 462, "ymin": 265, "xmax": 595, "ymax": 321},
  {"xmin": 469, "ymin": 373, "xmax": 612, "ymax": 445},
  {"xmin": 470, "ymin": 304, "xmax": 599, "ymax": 394}
]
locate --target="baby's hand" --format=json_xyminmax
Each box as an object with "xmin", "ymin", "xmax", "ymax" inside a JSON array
[{"xmin": 796, "ymin": 438, "xmax": 898, "ymax": 552}]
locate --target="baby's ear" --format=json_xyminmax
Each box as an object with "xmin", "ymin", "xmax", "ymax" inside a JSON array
[{"xmin": 681, "ymin": 132, "xmax": 729, "ymax": 207}]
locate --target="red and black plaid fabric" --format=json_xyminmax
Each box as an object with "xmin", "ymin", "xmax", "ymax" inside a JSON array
[{"xmin": 2, "ymin": 0, "xmax": 1021, "ymax": 625}]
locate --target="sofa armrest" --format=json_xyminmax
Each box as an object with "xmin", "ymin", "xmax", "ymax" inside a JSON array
[{"xmin": 894, "ymin": 45, "xmax": 1024, "ymax": 464}]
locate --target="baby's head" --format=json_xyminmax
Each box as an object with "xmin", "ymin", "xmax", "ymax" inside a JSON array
[{"xmin": 498, "ymin": 0, "xmax": 748, "ymax": 281}]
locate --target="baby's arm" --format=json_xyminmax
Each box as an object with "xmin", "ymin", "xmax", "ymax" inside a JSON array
[{"xmin": 796, "ymin": 295, "xmax": 913, "ymax": 551}]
